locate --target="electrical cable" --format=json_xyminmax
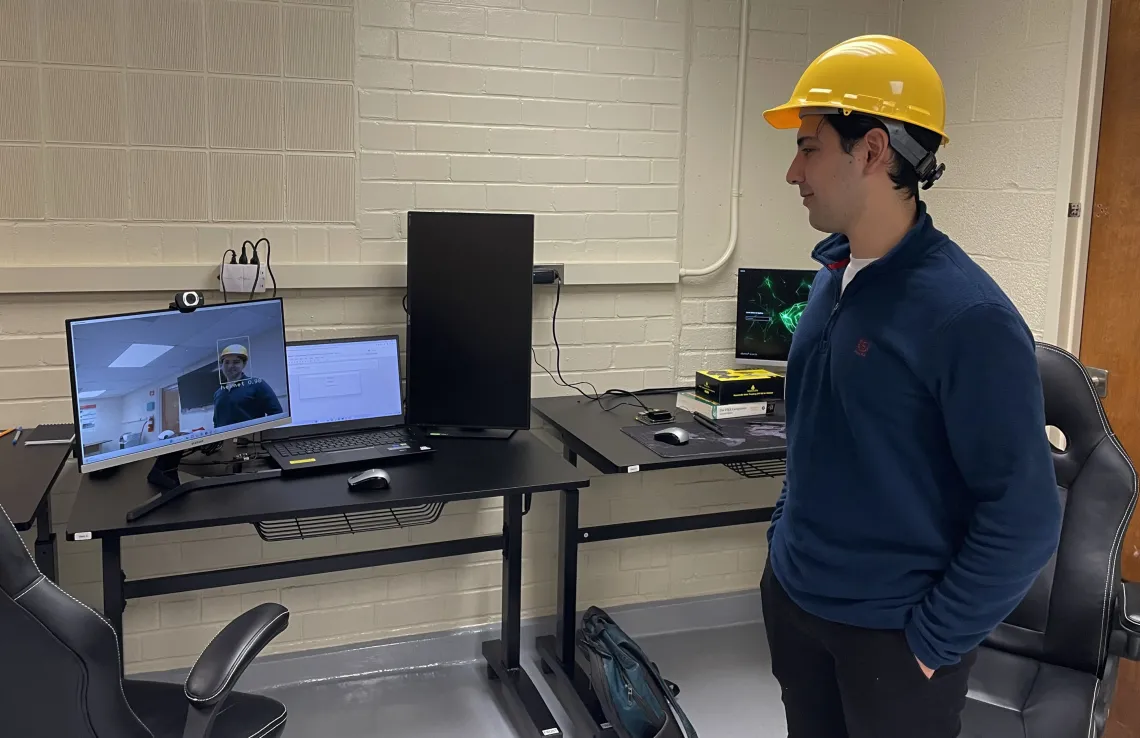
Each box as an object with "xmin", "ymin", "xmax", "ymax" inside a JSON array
[
  {"xmin": 245, "ymin": 240, "xmax": 262, "ymax": 302},
  {"xmin": 536, "ymin": 277, "xmax": 697, "ymax": 411},
  {"xmin": 533, "ymin": 277, "xmax": 600, "ymax": 401},
  {"xmin": 254, "ymin": 237, "xmax": 276, "ymax": 299},
  {"xmin": 220, "ymin": 249, "xmax": 236, "ymax": 303}
]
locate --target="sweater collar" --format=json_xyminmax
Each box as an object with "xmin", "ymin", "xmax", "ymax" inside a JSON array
[{"xmin": 811, "ymin": 201, "xmax": 940, "ymax": 273}]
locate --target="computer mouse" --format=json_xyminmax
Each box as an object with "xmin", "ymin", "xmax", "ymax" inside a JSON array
[
  {"xmin": 654, "ymin": 427, "xmax": 690, "ymax": 446},
  {"xmin": 347, "ymin": 468, "xmax": 391, "ymax": 491}
]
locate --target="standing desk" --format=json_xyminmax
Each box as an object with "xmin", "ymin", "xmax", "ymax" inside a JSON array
[
  {"xmin": 0, "ymin": 427, "xmax": 73, "ymax": 582},
  {"xmin": 66, "ymin": 431, "xmax": 588, "ymax": 738},
  {"xmin": 531, "ymin": 394, "xmax": 787, "ymax": 737}
]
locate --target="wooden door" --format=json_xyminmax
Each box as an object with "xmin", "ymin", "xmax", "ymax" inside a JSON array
[
  {"xmin": 1080, "ymin": 0, "xmax": 1140, "ymax": 734},
  {"xmin": 161, "ymin": 386, "xmax": 180, "ymax": 435}
]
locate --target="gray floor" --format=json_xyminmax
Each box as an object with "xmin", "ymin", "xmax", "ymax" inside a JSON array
[{"xmin": 260, "ymin": 622, "xmax": 786, "ymax": 738}]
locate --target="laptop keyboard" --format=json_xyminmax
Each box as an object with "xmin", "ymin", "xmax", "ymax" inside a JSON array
[{"xmin": 278, "ymin": 429, "xmax": 414, "ymax": 457}]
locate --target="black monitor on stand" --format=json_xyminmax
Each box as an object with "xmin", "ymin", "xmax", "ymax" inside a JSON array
[
  {"xmin": 405, "ymin": 211, "xmax": 535, "ymax": 440},
  {"xmin": 65, "ymin": 294, "xmax": 292, "ymax": 521}
]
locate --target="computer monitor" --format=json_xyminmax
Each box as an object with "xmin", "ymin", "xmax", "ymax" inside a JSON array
[
  {"xmin": 66, "ymin": 298, "xmax": 291, "ymax": 475},
  {"xmin": 735, "ymin": 267, "xmax": 817, "ymax": 367},
  {"xmin": 266, "ymin": 336, "xmax": 404, "ymax": 438},
  {"xmin": 405, "ymin": 210, "xmax": 534, "ymax": 437}
]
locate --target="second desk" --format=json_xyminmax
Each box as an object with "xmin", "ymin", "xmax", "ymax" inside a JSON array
[{"xmin": 532, "ymin": 393, "xmax": 787, "ymax": 737}]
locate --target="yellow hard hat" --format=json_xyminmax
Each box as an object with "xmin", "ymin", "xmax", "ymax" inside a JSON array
[
  {"xmin": 764, "ymin": 34, "xmax": 948, "ymax": 145},
  {"xmin": 765, "ymin": 35, "xmax": 949, "ymax": 189},
  {"xmin": 220, "ymin": 344, "xmax": 248, "ymax": 361}
]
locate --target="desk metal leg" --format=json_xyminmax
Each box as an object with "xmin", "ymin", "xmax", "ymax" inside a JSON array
[
  {"xmin": 555, "ymin": 486, "xmax": 579, "ymax": 670},
  {"xmin": 101, "ymin": 536, "xmax": 125, "ymax": 672},
  {"xmin": 34, "ymin": 496, "xmax": 57, "ymax": 582},
  {"xmin": 536, "ymin": 448, "xmax": 616, "ymax": 737},
  {"xmin": 502, "ymin": 492, "xmax": 523, "ymax": 667},
  {"xmin": 481, "ymin": 494, "xmax": 564, "ymax": 736}
]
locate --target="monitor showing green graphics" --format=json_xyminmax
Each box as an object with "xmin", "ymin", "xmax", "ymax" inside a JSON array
[{"xmin": 735, "ymin": 268, "xmax": 816, "ymax": 366}]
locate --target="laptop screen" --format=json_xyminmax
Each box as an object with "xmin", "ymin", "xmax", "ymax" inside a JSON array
[{"xmin": 282, "ymin": 337, "xmax": 402, "ymax": 428}]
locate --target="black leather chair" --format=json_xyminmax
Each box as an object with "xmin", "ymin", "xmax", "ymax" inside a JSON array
[
  {"xmin": 962, "ymin": 342, "xmax": 1140, "ymax": 737},
  {"xmin": 0, "ymin": 504, "xmax": 291, "ymax": 738}
]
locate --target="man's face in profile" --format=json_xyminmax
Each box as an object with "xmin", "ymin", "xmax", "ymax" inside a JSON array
[{"xmin": 220, "ymin": 356, "xmax": 246, "ymax": 383}]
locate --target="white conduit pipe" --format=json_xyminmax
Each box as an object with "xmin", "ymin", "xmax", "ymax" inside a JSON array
[{"xmin": 680, "ymin": 0, "xmax": 750, "ymax": 278}]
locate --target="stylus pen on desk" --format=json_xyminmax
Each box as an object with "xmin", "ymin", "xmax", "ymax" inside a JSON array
[
  {"xmin": 693, "ymin": 413, "xmax": 724, "ymax": 436},
  {"xmin": 11, "ymin": 427, "xmax": 21, "ymax": 445}
]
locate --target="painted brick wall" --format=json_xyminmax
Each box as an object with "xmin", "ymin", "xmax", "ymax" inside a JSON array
[
  {"xmin": 1, "ymin": 0, "xmax": 1080, "ymax": 673},
  {"xmin": 679, "ymin": 0, "xmax": 1075, "ymax": 377},
  {"xmin": 353, "ymin": 0, "xmax": 687, "ymax": 264},
  {"xmin": 0, "ymin": 0, "xmax": 775, "ymax": 674},
  {"xmin": 900, "ymin": 0, "xmax": 1071, "ymax": 335}
]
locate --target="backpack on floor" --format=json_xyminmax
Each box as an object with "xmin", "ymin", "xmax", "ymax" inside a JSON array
[{"xmin": 576, "ymin": 606, "xmax": 699, "ymax": 738}]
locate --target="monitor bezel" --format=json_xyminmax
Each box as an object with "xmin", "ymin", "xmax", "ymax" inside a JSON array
[
  {"xmin": 734, "ymin": 267, "xmax": 818, "ymax": 366},
  {"xmin": 262, "ymin": 334, "xmax": 405, "ymax": 441},
  {"xmin": 65, "ymin": 297, "xmax": 292, "ymax": 474}
]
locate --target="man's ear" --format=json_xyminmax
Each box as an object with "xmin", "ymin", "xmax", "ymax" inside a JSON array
[{"xmin": 862, "ymin": 128, "xmax": 892, "ymax": 174}]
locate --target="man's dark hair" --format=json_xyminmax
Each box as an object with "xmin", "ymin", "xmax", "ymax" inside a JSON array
[{"xmin": 825, "ymin": 113, "xmax": 943, "ymax": 201}]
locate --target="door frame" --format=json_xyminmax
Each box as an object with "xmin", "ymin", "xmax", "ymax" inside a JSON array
[{"xmin": 1051, "ymin": 0, "xmax": 1113, "ymax": 352}]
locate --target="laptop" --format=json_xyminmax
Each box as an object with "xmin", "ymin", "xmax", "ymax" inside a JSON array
[{"xmin": 263, "ymin": 335, "xmax": 434, "ymax": 472}]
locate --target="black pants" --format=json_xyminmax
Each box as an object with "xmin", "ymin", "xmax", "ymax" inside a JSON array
[{"xmin": 761, "ymin": 562, "xmax": 976, "ymax": 738}]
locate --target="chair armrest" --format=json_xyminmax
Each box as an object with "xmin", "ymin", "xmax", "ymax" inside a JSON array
[
  {"xmin": 185, "ymin": 603, "xmax": 289, "ymax": 706},
  {"xmin": 1110, "ymin": 582, "xmax": 1140, "ymax": 660}
]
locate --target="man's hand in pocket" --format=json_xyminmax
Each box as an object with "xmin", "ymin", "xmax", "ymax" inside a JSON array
[{"xmin": 916, "ymin": 656, "xmax": 934, "ymax": 679}]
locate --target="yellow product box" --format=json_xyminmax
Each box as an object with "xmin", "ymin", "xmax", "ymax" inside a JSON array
[{"xmin": 695, "ymin": 368, "xmax": 785, "ymax": 404}]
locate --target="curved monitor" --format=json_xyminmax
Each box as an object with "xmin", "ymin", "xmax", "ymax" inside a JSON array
[
  {"xmin": 65, "ymin": 298, "xmax": 291, "ymax": 473},
  {"xmin": 735, "ymin": 267, "xmax": 817, "ymax": 366}
]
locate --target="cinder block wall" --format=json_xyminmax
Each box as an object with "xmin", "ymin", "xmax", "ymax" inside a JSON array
[{"xmin": 0, "ymin": 0, "xmax": 1077, "ymax": 673}]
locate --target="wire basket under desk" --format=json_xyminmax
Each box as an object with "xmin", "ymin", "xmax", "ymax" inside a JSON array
[
  {"xmin": 254, "ymin": 502, "xmax": 447, "ymax": 542},
  {"xmin": 723, "ymin": 457, "xmax": 787, "ymax": 480}
]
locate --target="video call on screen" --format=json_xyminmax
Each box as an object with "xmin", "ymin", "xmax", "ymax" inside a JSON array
[{"xmin": 69, "ymin": 301, "xmax": 289, "ymax": 465}]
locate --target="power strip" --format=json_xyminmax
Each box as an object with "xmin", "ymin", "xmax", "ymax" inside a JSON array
[{"xmin": 219, "ymin": 264, "xmax": 268, "ymax": 295}]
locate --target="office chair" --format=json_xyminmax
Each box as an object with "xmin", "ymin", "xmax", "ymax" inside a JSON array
[
  {"xmin": 0, "ymin": 503, "xmax": 290, "ymax": 738},
  {"xmin": 962, "ymin": 342, "xmax": 1140, "ymax": 737}
]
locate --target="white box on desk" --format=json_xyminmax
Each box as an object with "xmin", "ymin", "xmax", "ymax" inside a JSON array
[{"xmin": 676, "ymin": 391, "xmax": 773, "ymax": 420}]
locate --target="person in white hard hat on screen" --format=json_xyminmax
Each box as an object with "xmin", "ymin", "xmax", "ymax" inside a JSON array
[{"xmin": 212, "ymin": 344, "xmax": 282, "ymax": 428}]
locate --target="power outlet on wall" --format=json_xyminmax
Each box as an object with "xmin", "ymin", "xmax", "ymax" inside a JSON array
[
  {"xmin": 219, "ymin": 264, "xmax": 268, "ymax": 294},
  {"xmin": 533, "ymin": 264, "xmax": 564, "ymax": 284}
]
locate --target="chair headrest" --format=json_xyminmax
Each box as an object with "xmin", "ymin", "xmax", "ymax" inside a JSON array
[
  {"xmin": 1036, "ymin": 343, "xmax": 1111, "ymax": 487},
  {"xmin": 0, "ymin": 503, "xmax": 42, "ymax": 599}
]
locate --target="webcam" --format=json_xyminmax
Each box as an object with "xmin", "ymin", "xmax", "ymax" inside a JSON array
[{"xmin": 171, "ymin": 291, "xmax": 204, "ymax": 313}]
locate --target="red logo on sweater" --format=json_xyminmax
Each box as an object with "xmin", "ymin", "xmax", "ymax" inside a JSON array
[{"xmin": 855, "ymin": 339, "xmax": 870, "ymax": 357}]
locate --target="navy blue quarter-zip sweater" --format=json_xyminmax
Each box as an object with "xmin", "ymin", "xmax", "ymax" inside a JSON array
[{"xmin": 766, "ymin": 202, "xmax": 1062, "ymax": 671}]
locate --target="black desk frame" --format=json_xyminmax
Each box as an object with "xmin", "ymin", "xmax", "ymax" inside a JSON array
[
  {"xmin": 16, "ymin": 494, "xmax": 59, "ymax": 582},
  {"xmin": 91, "ymin": 494, "xmax": 560, "ymax": 737},
  {"xmin": 2, "ymin": 428, "xmax": 72, "ymax": 584},
  {"xmin": 70, "ymin": 429, "xmax": 586, "ymax": 738},
  {"xmin": 93, "ymin": 494, "xmax": 559, "ymax": 737},
  {"xmin": 534, "ymin": 415, "xmax": 784, "ymax": 737}
]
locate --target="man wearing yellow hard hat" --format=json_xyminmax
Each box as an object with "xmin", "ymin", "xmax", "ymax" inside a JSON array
[
  {"xmin": 757, "ymin": 36, "xmax": 1061, "ymax": 736},
  {"xmin": 213, "ymin": 343, "xmax": 283, "ymax": 428}
]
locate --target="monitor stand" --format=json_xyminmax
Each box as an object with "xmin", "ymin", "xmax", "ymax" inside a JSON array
[
  {"xmin": 421, "ymin": 427, "xmax": 516, "ymax": 440},
  {"xmin": 126, "ymin": 451, "xmax": 281, "ymax": 522}
]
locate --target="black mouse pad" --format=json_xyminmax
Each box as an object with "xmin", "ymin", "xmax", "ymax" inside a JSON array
[{"xmin": 621, "ymin": 419, "xmax": 787, "ymax": 459}]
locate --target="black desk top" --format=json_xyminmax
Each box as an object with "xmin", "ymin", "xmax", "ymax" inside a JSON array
[
  {"xmin": 0, "ymin": 428, "xmax": 73, "ymax": 529},
  {"xmin": 66, "ymin": 431, "xmax": 588, "ymax": 540},
  {"xmin": 532, "ymin": 393, "xmax": 786, "ymax": 474}
]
